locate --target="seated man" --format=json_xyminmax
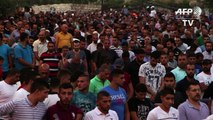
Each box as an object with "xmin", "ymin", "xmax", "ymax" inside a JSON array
[{"xmin": 46, "ymin": 83, "xmax": 83, "ymax": 120}]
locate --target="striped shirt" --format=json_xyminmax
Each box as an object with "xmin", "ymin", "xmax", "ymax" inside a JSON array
[{"xmin": 0, "ymin": 97, "xmax": 47, "ymax": 120}]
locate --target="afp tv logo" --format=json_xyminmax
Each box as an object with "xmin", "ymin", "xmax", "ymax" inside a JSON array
[{"xmin": 175, "ymin": 6, "xmax": 202, "ymax": 26}]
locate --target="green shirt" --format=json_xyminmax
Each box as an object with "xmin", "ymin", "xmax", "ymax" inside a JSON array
[{"xmin": 89, "ymin": 75, "xmax": 110, "ymax": 95}]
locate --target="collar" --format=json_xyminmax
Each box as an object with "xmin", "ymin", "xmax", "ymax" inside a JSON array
[
  {"xmin": 94, "ymin": 107, "xmax": 110, "ymax": 116},
  {"xmin": 186, "ymin": 100, "xmax": 203, "ymax": 109}
]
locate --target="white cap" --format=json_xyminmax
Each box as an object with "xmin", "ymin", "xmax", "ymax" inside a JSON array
[{"xmin": 73, "ymin": 38, "xmax": 80, "ymax": 42}]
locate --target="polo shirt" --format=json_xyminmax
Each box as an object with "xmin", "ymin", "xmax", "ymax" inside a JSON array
[
  {"xmin": 178, "ymin": 100, "xmax": 209, "ymax": 120},
  {"xmin": 84, "ymin": 107, "xmax": 118, "ymax": 120},
  {"xmin": 0, "ymin": 43, "xmax": 10, "ymax": 72},
  {"xmin": 14, "ymin": 43, "xmax": 33, "ymax": 70},
  {"xmin": 171, "ymin": 66, "xmax": 187, "ymax": 82},
  {"xmin": 55, "ymin": 32, "xmax": 73, "ymax": 49},
  {"xmin": 0, "ymin": 97, "xmax": 47, "ymax": 120},
  {"xmin": 89, "ymin": 75, "xmax": 110, "ymax": 95}
]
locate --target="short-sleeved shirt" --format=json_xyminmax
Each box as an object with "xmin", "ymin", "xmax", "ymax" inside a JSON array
[
  {"xmin": 128, "ymin": 97, "xmax": 154, "ymax": 120},
  {"xmin": 47, "ymin": 101, "xmax": 83, "ymax": 120},
  {"xmin": 139, "ymin": 62, "xmax": 166, "ymax": 93},
  {"xmin": 55, "ymin": 32, "xmax": 73, "ymax": 49},
  {"xmin": 71, "ymin": 90, "xmax": 96, "ymax": 113},
  {"xmin": 101, "ymin": 86, "xmax": 128, "ymax": 120},
  {"xmin": 89, "ymin": 75, "xmax": 110, "ymax": 95},
  {"xmin": 0, "ymin": 43, "xmax": 11, "ymax": 72},
  {"xmin": 14, "ymin": 43, "xmax": 33, "ymax": 70}
]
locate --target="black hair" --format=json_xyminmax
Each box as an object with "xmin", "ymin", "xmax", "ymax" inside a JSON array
[
  {"xmin": 164, "ymin": 72, "xmax": 175, "ymax": 80},
  {"xmin": 150, "ymin": 51, "xmax": 161, "ymax": 59},
  {"xmin": 20, "ymin": 68, "xmax": 37, "ymax": 84},
  {"xmin": 20, "ymin": 32, "xmax": 29, "ymax": 42},
  {"xmin": 7, "ymin": 69, "xmax": 20, "ymax": 77},
  {"xmin": 111, "ymin": 69, "xmax": 124, "ymax": 78},
  {"xmin": 97, "ymin": 91, "xmax": 110, "ymax": 100},
  {"xmin": 135, "ymin": 83, "xmax": 147, "ymax": 93},
  {"xmin": 202, "ymin": 59, "xmax": 212, "ymax": 65},
  {"xmin": 160, "ymin": 87, "xmax": 174, "ymax": 97},
  {"xmin": 59, "ymin": 83, "xmax": 73, "ymax": 92},
  {"xmin": 30, "ymin": 79, "xmax": 50, "ymax": 93},
  {"xmin": 133, "ymin": 48, "xmax": 145, "ymax": 55},
  {"xmin": 186, "ymin": 81, "xmax": 200, "ymax": 91},
  {"xmin": 57, "ymin": 69, "xmax": 71, "ymax": 80}
]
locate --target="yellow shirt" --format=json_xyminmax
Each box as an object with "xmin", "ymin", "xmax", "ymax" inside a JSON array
[{"xmin": 55, "ymin": 32, "xmax": 73, "ymax": 48}]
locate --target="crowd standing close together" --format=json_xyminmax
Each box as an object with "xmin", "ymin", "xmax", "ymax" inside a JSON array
[{"xmin": 0, "ymin": 5, "xmax": 213, "ymax": 120}]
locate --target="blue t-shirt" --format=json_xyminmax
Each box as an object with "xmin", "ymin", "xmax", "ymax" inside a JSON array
[
  {"xmin": 14, "ymin": 43, "xmax": 33, "ymax": 70},
  {"xmin": 71, "ymin": 90, "xmax": 96, "ymax": 114},
  {"xmin": 0, "ymin": 44, "xmax": 10, "ymax": 72},
  {"xmin": 102, "ymin": 86, "xmax": 127, "ymax": 120}
]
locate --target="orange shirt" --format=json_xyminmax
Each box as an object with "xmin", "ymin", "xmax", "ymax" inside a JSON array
[{"xmin": 55, "ymin": 32, "xmax": 73, "ymax": 48}]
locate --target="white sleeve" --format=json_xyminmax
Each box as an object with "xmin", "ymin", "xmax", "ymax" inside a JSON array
[
  {"xmin": 147, "ymin": 110, "xmax": 157, "ymax": 120},
  {"xmin": 138, "ymin": 64, "xmax": 145, "ymax": 77}
]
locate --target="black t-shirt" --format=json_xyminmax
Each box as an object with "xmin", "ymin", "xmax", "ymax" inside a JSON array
[{"xmin": 128, "ymin": 97, "xmax": 154, "ymax": 120}]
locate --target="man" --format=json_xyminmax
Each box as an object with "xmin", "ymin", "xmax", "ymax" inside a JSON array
[
  {"xmin": 178, "ymin": 82, "xmax": 209, "ymax": 120},
  {"xmin": 160, "ymin": 52, "xmax": 173, "ymax": 73},
  {"xmin": 46, "ymin": 83, "xmax": 83, "ymax": 120},
  {"xmin": 57, "ymin": 69, "xmax": 71, "ymax": 85},
  {"xmin": 171, "ymin": 53, "xmax": 188, "ymax": 82},
  {"xmin": 33, "ymin": 30, "xmax": 48, "ymax": 68},
  {"xmin": 176, "ymin": 64, "xmax": 199, "ymax": 100},
  {"xmin": 139, "ymin": 51, "xmax": 166, "ymax": 99},
  {"xmin": 71, "ymin": 74, "xmax": 96, "ymax": 114},
  {"xmin": 127, "ymin": 49, "xmax": 145, "ymax": 89},
  {"xmin": 87, "ymin": 31, "xmax": 98, "ymax": 53},
  {"xmin": 13, "ymin": 69, "xmax": 37, "ymax": 100},
  {"xmin": 0, "ymin": 79, "xmax": 49, "ymax": 120},
  {"xmin": 154, "ymin": 72, "xmax": 184, "ymax": 108},
  {"xmin": 38, "ymin": 63, "xmax": 50, "ymax": 79},
  {"xmin": 147, "ymin": 87, "xmax": 179, "ymax": 120},
  {"xmin": 0, "ymin": 69, "xmax": 20, "ymax": 119},
  {"xmin": 89, "ymin": 64, "xmax": 111, "ymax": 95},
  {"xmin": 128, "ymin": 83, "xmax": 154, "ymax": 120},
  {"xmin": 101, "ymin": 69, "xmax": 130, "ymax": 120},
  {"xmin": 55, "ymin": 23, "xmax": 73, "ymax": 49},
  {"xmin": 84, "ymin": 91, "xmax": 119, "ymax": 120},
  {"xmin": 197, "ymin": 59, "xmax": 213, "ymax": 93},
  {"xmin": 174, "ymin": 37, "xmax": 188, "ymax": 53},
  {"xmin": 202, "ymin": 41, "xmax": 213, "ymax": 60},
  {"xmin": 40, "ymin": 42, "xmax": 62, "ymax": 78},
  {"xmin": 14, "ymin": 32, "xmax": 34, "ymax": 70},
  {"xmin": 0, "ymin": 33, "xmax": 12, "ymax": 79}
]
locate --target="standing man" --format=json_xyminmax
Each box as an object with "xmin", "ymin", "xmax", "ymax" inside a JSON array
[
  {"xmin": 84, "ymin": 91, "xmax": 119, "ymax": 120},
  {"xmin": 147, "ymin": 87, "xmax": 179, "ymax": 120},
  {"xmin": 178, "ymin": 82, "xmax": 209, "ymax": 120},
  {"xmin": 71, "ymin": 74, "xmax": 96, "ymax": 114},
  {"xmin": 46, "ymin": 83, "xmax": 83, "ymax": 120},
  {"xmin": 0, "ymin": 79, "xmax": 49, "ymax": 120},
  {"xmin": 102, "ymin": 69, "xmax": 130, "ymax": 120},
  {"xmin": 139, "ymin": 51, "xmax": 166, "ymax": 100},
  {"xmin": 87, "ymin": 31, "xmax": 98, "ymax": 53},
  {"xmin": 55, "ymin": 23, "xmax": 73, "ymax": 50},
  {"xmin": 14, "ymin": 32, "xmax": 34, "ymax": 70}
]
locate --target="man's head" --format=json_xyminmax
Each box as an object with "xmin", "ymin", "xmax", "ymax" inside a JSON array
[
  {"xmin": 160, "ymin": 52, "xmax": 169, "ymax": 66},
  {"xmin": 103, "ymin": 39, "xmax": 110, "ymax": 50},
  {"xmin": 111, "ymin": 69, "xmax": 125, "ymax": 87},
  {"xmin": 150, "ymin": 51, "xmax": 160, "ymax": 67},
  {"xmin": 97, "ymin": 91, "xmax": 111, "ymax": 114},
  {"xmin": 163, "ymin": 72, "xmax": 176, "ymax": 88},
  {"xmin": 59, "ymin": 83, "xmax": 73, "ymax": 105},
  {"xmin": 186, "ymin": 64, "xmax": 195, "ymax": 79},
  {"xmin": 160, "ymin": 87, "xmax": 175, "ymax": 109},
  {"xmin": 61, "ymin": 23, "xmax": 68, "ymax": 34},
  {"xmin": 205, "ymin": 41, "xmax": 212, "ymax": 53},
  {"xmin": 57, "ymin": 69, "xmax": 71, "ymax": 85},
  {"xmin": 73, "ymin": 38, "xmax": 80, "ymax": 50},
  {"xmin": 38, "ymin": 30, "xmax": 46, "ymax": 41},
  {"xmin": 98, "ymin": 64, "xmax": 111, "ymax": 81},
  {"xmin": 174, "ymin": 37, "xmax": 183, "ymax": 47},
  {"xmin": 77, "ymin": 74, "xmax": 90, "ymax": 92},
  {"xmin": 187, "ymin": 52, "xmax": 196, "ymax": 65},
  {"xmin": 92, "ymin": 31, "xmax": 98, "ymax": 43},
  {"xmin": 186, "ymin": 81, "xmax": 201, "ymax": 102},
  {"xmin": 20, "ymin": 32, "xmax": 29, "ymax": 42},
  {"xmin": 20, "ymin": 68, "xmax": 37, "ymax": 86},
  {"xmin": 6, "ymin": 69, "xmax": 20, "ymax": 85},
  {"xmin": 47, "ymin": 41, "xmax": 55, "ymax": 53},
  {"xmin": 38, "ymin": 63, "xmax": 50, "ymax": 79},
  {"xmin": 135, "ymin": 83, "xmax": 147, "ymax": 101},
  {"xmin": 30, "ymin": 79, "xmax": 49, "ymax": 102},
  {"xmin": 202, "ymin": 59, "xmax": 212, "ymax": 73},
  {"xmin": 134, "ymin": 49, "xmax": 145, "ymax": 63},
  {"xmin": 177, "ymin": 53, "xmax": 187, "ymax": 69}
]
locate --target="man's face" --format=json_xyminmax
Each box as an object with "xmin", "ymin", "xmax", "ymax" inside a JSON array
[
  {"xmin": 135, "ymin": 91, "xmax": 146, "ymax": 101},
  {"xmin": 11, "ymin": 73, "xmax": 20, "ymax": 84},
  {"xmin": 73, "ymin": 42, "xmax": 80, "ymax": 50},
  {"xmin": 188, "ymin": 57, "xmax": 196, "ymax": 64},
  {"xmin": 186, "ymin": 64, "xmax": 195, "ymax": 78},
  {"xmin": 202, "ymin": 64, "xmax": 211, "ymax": 73},
  {"xmin": 77, "ymin": 76, "xmax": 89, "ymax": 91},
  {"xmin": 47, "ymin": 43, "xmax": 55, "ymax": 52},
  {"xmin": 205, "ymin": 43, "xmax": 212, "ymax": 53},
  {"xmin": 62, "ymin": 48, "xmax": 69, "ymax": 56},
  {"xmin": 92, "ymin": 34, "xmax": 98, "ymax": 43},
  {"xmin": 103, "ymin": 40, "xmax": 110, "ymax": 49},
  {"xmin": 114, "ymin": 74, "xmax": 125, "ymax": 86},
  {"xmin": 160, "ymin": 55, "xmax": 168, "ymax": 65},
  {"xmin": 100, "ymin": 69, "xmax": 110, "ymax": 80},
  {"xmin": 59, "ymin": 88, "xmax": 73, "ymax": 105},
  {"xmin": 164, "ymin": 77, "xmax": 175, "ymax": 88},
  {"xmin": 38, "ymin": 88, "xmax": 49, "ymax": 102},
  {"xmin": 178, "ymin": 55, "xmax": 187, "ymax": 69},
  {"xmin": 175, "ymin": 38, "xmax": 182, "ymax": 47},
  {"xmin": 97, "ymin": 96, "xmax": 111, "ymax": 113},
  {"xmin": 39, "ymin": 68, "xmax": 49, "ymax": 79},
  {"xmin": 150, "ymin": 57, "xmax": 158, "ymax": 67},
  {"xmin": 60, "ymin": 75, "xmax": 71, "ymax": 85},
  {"xmin": 186, "ymin": 85, "xmax": 201, "ymax": 102},
  {"xmin": 136, "ymin": 54, "xmax": 144, "ymax": 63},
  {"xmin": 161, "ymin": 94, "xmax": 174, "ymax": 109}
]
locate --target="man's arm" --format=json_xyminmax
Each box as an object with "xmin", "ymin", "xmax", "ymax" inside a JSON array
[
  {"xmin": 178, "ymin": 104, "xmax": 187, "ymax": 120},
  {"xmin": 130, "ymin": 112, "xmax": 139, "ymax": 120},
  {"xmin": 125, "ymin": 102, "xmax": 130, "ymax": 120},
  {"xmin": 0, "ymin": 101, "xmax": 15, "ymax": 116},
  {"xmin": 75, "ymin": 113, "xmax": 83, "ymax": 120}
]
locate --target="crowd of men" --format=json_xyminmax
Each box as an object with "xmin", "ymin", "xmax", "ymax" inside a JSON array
[{"xmin": 0, "ymin": 5, "xmax": 213, "ymax": 120}]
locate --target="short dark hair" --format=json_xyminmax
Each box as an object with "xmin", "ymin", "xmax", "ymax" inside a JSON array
[
  {"xmin": 97, "ymin": 91, "xmax": 110, "ymax": 100},
  {"xmin": 49, "ymin": 78, "xmax": 60, "ymax": 89},
  {"xmin": 20, "ymin": 69, "xmax": 37, "ymax": 84},
  {"xmin": 133, "ymin": 48, "xmax": 144, "ymax": 55},
  {"xmin": 164, "ymin": 72, "xmax": 175, "ymax": 80},
  {"xmin": 160, "ymin": 87, "xmax": 174, "ymax": 97},
  {"xmin": 7, "ymin": 69, "xmax": 20, "ymax": 77},
  {"xmin": 20, "ymin": 32, "xmax": 29, "ymax": 42},
  {"xmin": 30, "ymin": 79, "xmax": 50, "ymax": 93},
  {"xmin": 150, "ymin": 51, "xmax": 161, "ymax": 59},
  {"xmin": 59, "ymin": 83, "xmax": 73, "ymax": 92},
  {"xmin": 98, "ymin": 64, "xmax": 111, "ymax": 73},
  {"xmin": 57, "ymin": 69, "xmax": 71, "ymax": 80},
  {"xmin": 186, "ymin": 81, "xmax": 200, "ymax": 91},
  {"xmin": 202, "ymin": 59, "xmax": 212, "ymax": 65},
  {"xmin": 135, "ymin": 83, "xmax": 147, "ymax": 93},
  {"xmin": 111, "ymin": 69, "xmax": 124, "ymax": 78}
]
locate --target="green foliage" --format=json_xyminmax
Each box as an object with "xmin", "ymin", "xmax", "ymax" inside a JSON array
[{"xmin": 103, "ymin": 0, "xmax": 124, "ymax": 9}]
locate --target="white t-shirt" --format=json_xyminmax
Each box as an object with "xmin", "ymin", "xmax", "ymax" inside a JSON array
[
  {"xmin": 139, "ymin": 62, "xmax": 166, "ymax": 93},
  {"xmin": 87, "ymin": 42, "xmax": 97, "ymax": 53},
  {"xmin": 202, "ymin": 51, "xmax": 213, "ymax": 60},
  {"xmin": 147, "ymin": 106, "xmax": 179, "ymax": 120},
  {"xmin": 197, "ymin": 72, "xmax": 213, "ymax": 85},
  {"xmin": 32, "ymin": 39, "xmax": 48, "ymax": 65},
  {"xmin": 43, "ymin": 94, "xmax": 60, "ymax": 108},
  {"xmin": 13, "ymin": 88, "xmax": 30, "ymax": 100}
]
